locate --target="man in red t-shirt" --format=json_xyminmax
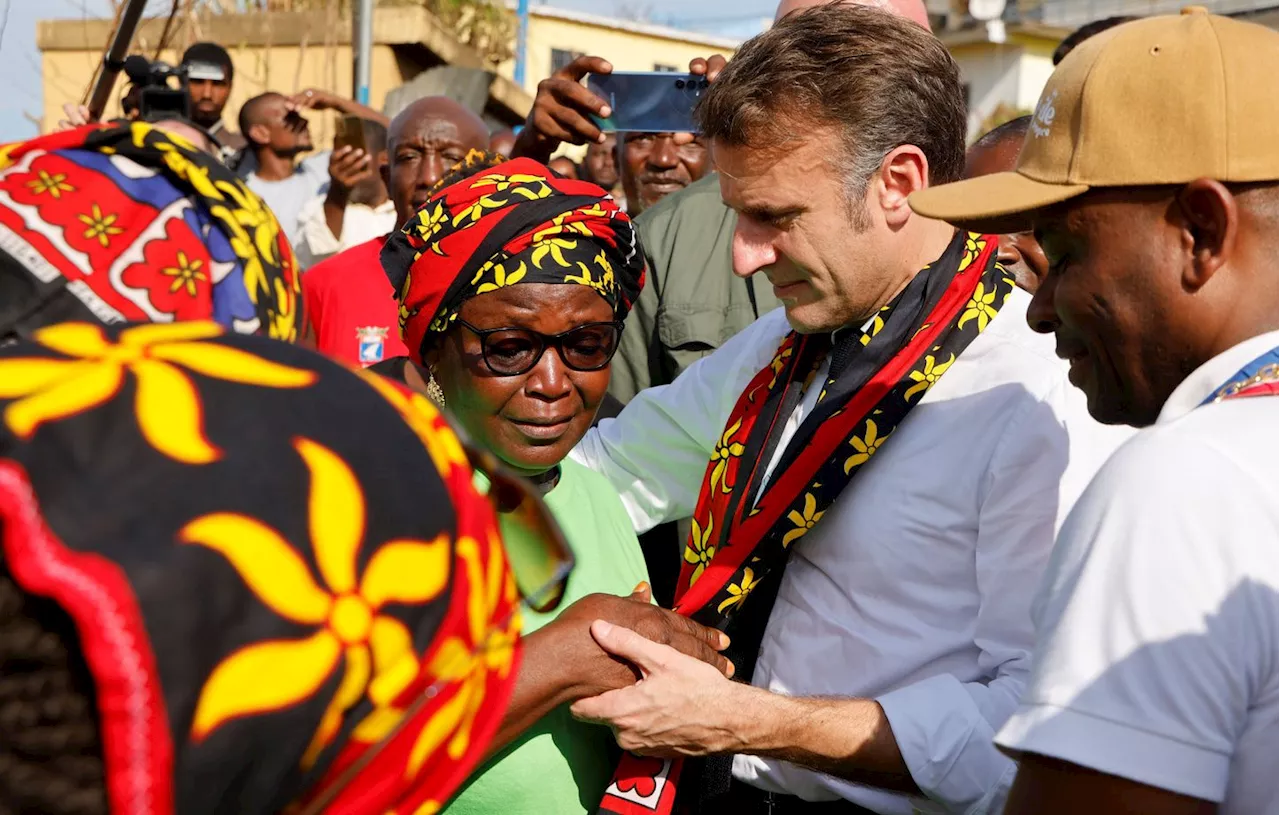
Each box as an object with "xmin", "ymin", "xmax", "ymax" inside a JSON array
[{"xmin": 301, "ymin": 97, "xmax": 490, "ymax": 366}]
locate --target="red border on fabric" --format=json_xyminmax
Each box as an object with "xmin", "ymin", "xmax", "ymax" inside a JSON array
[
  {"xmin": 674, "ymin": 238, "xmax": 999, "ymax": 615},
  {"xmin": 1225, "ymin": 381, "xmax": 1279, "ymax": 400},
  {"xmin": 0, "ymin": 460, "xmax": 174, "ymax": 815}
]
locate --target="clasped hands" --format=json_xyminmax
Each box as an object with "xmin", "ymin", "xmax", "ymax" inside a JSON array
[{"xmin": 544, "ymin": 585, "xmax": 755, "ymax": 759}]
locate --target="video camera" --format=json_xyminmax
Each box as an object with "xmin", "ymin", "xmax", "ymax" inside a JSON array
[{"xmin": 122, "ymin": 54, "xmax": 220, "ymax": 121}]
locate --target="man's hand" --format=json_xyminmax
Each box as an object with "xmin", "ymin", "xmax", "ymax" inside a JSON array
[
  {"xmin": 545, "ymin": 586, "xmax": 733, "ymax": 701},
  {"xmin": 322, "ymin": 145, "xmax": 372, "ymax": 240},
  {"xmin": 569, "ymin": 619, "xmax": 752, "ymax": 758},
  {"xmin": 327, "ymin": 145, "xmax": 372, "ymax": 197},
  {"xmin": 56, "ymin": 103, "xmax": 95, "ymax": 131},
  {"xmin": 289, "ymin": 88, "xmax": 346, "ymax": 112},
  {"xmin": 289, "ymin": 88, "xmax": 390, "ymax": 126},
  {"xmin": 669, "ymin": 55, "xmax": 729, "ymax": 147},
  {"xmin": 513, "ymin": 55, "xmax": 614, "ymax": 164},
  {"xmin": 688, "ymin": 55, "xmax": 729, "ymax": 82}
]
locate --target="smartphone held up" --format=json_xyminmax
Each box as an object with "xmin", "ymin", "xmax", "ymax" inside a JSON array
[{"xmin": 587, "ymin": 72, "xmax": 708, "ymax": 134}]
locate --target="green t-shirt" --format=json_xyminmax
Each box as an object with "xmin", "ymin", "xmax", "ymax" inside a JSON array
[{"xmin": 442, "ymin": 458, "xmax": 649, "ymax": 815}]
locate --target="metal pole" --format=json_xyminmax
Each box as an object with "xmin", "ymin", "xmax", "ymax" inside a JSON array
[
  {"xmin": 515, "ymin": 0, "xmax": 530, "ymax": 89},
  {"xmin": 353, "ymin": 0, "xmax": 374, "ymax": 106},
  {"xmin": 86, "ymin": 0, "xmax": 148, "ymax": 121}
]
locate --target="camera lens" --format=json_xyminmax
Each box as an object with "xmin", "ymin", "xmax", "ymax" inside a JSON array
[{"xmin": 675, "ymin": 79, "xmax": 686, "ymax": 89}]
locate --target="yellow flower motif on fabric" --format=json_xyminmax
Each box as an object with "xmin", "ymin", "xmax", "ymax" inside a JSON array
[
  {"xmin": 531, "ymin": 236, "xmax": 579, "ymax": 269},
  {"xmin": 958, "ymin": 281, "xmax": 999, "ymax": 331},
  {"xmin": 843, "ymin": 419, "xmax": 890, "ymax": 473},
  {"xmin": 782, "ymin": 492, "xmax": 824, "ymax": 548},
  {"xmin": 958, "ymin": 233, "xmax": 984, "ymax": 271},
  {"xmin": 181, "ymin": 437, "xmax": 452, "ymax": 766},
  {"xmin": 0, "ymin": 142, "xmax": 21, "ymax": 172},
  {"xmin": 0, "ymin": 322, "xmax": 315, "ymax": 463},
  {"xmin": 709, "ymin": 418, "xmax": 745, "ymax": 495},
  {"xmin": 208, "ymin": 204, "xmax": 269, "ymax": 304},
  {"xmin": 469, "ymin": 172, "xmax": 551, "ymax": 199},
  {"xmin": 683, "ymin": 516, "xmax": 715, "ymax": 587},
  {"xmin": 358, "ymin": 369, "xmax": 468, "ymax": 482},
  {"xmin": 215, "ymin": 179, "xmax": 280, "ymax": 266},
  {"xmin": 407, "ymin": 531, "xmax": 520, "ymax": 774},
  {"xmin": 565, "ymin": 257, "xmax": 612, "ymax": 297},
  {"xmin": 162, "ymin": 251, "xmax": 207, "ymax": 297},
  {"xmin": 415, "ymin": 202, "xmax": 450, "ymax": 254},
  {"xmin": 130, "ymin": 120, "xmax": 198, "ymax": 157},
  {"xmin": 473, "ymin": 259, "xmax": 527, "ymax": 294},
  {"xmin": 593, "ymin": 251, "xmax": 616, "ymax": 291},
  {"xmin": 78, "ymin": 204, "xmax": 124, "ymax": 248},
  {"xmin": 267, "ymin": 276, "xmax": 299, "ymax": 343},
  {"xmin": 533, "ymin": 211, "xmax": 593, "ymax": 244},
  {"xmin": 904, "ymin": 353, "xmax": 956, "ymax": 401},
  {"xmin": 451, "ymin": 194, "xmax": 510, "ymax": 228},
  {"xmin": 860, "ymin": 311, "xmax": 886, "ymax": 347},
  {"xmin": 27, "ymin": 169, "xmax": 74, "ymax": 199},
  {"xmin": 717, "ymin": 567, "xmax": 762, "ymax": 614},
  {"xmin": 154, "ymin": 139, "xmax": 223, "ymax": 203},
  {"xmin": 767, "ymin": 344, "xmax": 794, "ymax": 389}
]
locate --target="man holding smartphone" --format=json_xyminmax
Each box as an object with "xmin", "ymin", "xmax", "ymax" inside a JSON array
[{"xmin": 239, "ymin": 88, "xmax": 387, "ymax": 254}]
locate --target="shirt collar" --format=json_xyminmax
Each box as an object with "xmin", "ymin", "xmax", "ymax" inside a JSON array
[{"xmin": 1157, "ymin": 329, "xmax": 1280, "ymax": 424}]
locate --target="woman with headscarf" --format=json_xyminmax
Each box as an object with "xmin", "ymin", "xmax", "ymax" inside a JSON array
[
  {"xmin": 380, "ymin": 152, "xmax": 731, "ymax": 815},
  {"xmin": 0, "ymin": 319, "xmax": 572, "ymax": 814},
  {"xmin": 0, "ymin": 121, "xmax": 300, "ymax": 343}
]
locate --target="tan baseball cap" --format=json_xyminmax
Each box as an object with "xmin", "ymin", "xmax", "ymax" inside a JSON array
[{"xmin": 910, "ymin": 7, "xmax": 1280, "ymax": 233}]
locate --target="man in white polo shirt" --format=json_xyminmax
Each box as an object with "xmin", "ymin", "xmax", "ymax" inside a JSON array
[{"xmin": 910, "ymin": 8, "xmax": 1278, "ymax": 813}]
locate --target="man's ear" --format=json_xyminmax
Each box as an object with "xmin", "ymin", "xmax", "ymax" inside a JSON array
[
  {"xmin": 1175, "ymin": 178, "xmax": 1236, "ymax": 292},
  {"xmin": 248, "ymin": 123, "xmax": 271, "ymax": 147},
  {"xmin": 875, "ymin": 145, "xmax": 930, "ymax": 230}
]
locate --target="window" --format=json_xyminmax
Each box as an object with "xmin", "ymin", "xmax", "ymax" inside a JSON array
[
  {"xmin": 653, "ymin": 63, "xmax": 679, "ymax": 72},
  {"xmin": 551, "ymin": 48, "xmax": 584, "ymax": 74}
]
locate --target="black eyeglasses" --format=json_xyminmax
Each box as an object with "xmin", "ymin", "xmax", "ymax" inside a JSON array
[{"xmin": 456, "ymin": 319, "xmax": 623, "ymax": 377}]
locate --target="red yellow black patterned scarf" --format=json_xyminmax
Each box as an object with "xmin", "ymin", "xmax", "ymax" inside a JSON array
[
  {"xmin": 0, "ymin": 122, "xmax": 300, "ymax": 341},
  {"xmin": 599, "ymin": 232, "xmax": 1015, "ymax": 815},
  {"xmin": 0, "ymin": 322, "xmax": 519, "ymax": 814},
  {"xmin": 380, "ymin": 154, "xmax": 644, "ymax": 366}
]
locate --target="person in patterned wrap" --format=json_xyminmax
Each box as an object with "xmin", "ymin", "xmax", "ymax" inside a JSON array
[
  {"xmin": 0, "ymin": 321, "xmax": 544, "ymax": 814},
  {"xmin": 380, "ymin": 152, "xmax": 734, "ymax": 815},
  {"xmin": 0, "ymin": 120, "xmax": 300, "ymax": 344}
]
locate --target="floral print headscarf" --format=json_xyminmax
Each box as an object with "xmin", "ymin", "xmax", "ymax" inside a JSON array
[
  {"xmin": 380, "ymin": 151, "xmax": 645, "ymax": 365},
  {"xmin": 0, "ymin": 122, "xmax": 299, "ymax": 341}
]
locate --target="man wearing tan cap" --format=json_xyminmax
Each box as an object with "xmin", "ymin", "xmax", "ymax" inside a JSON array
[{"xmin": 911, "ymin": 8, "xmax": 1278, "ymax": 813}]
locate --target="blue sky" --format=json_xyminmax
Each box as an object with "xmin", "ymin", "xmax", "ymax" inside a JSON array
[{"xmin": 0, "ymin": 0, "xmax": 775, "ymax": 143}]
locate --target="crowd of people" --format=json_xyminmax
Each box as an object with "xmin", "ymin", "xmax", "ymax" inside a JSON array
[{"xmin": 3, "ymin": 0, "xmax": 1276, "ymax": 813}]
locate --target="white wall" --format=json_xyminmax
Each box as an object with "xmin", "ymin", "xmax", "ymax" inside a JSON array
[{"xmin": 951, "ymin": 42, "xmax": 1023, "ymax": 139}]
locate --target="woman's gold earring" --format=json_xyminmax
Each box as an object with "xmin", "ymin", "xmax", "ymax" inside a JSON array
[{"xmin": 426, "ymin": 370, "xmax": 446, "ymax": 406}]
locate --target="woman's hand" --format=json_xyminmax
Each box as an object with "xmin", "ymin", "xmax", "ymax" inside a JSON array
[
  {"xmin": 546, "ymin": 586, "xmax": 733, "ymax": 700},
  {"xmin": 483, "ymin": 585, "xmax": 733, "ymax": 758}
]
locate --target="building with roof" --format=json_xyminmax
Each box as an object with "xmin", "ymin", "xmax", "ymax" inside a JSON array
[
  {"xmin": 922, "ymin": 0, "xmax": 1277, "ymax": 140},
  {"xmin": 35, "ymin": 3, "xmax": 740, "ymax": 141}
]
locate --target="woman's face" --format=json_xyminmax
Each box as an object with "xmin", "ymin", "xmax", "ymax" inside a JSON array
[{"xmin": 429, "ymin": 284, "xmax": 614, "ymax": 477}]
